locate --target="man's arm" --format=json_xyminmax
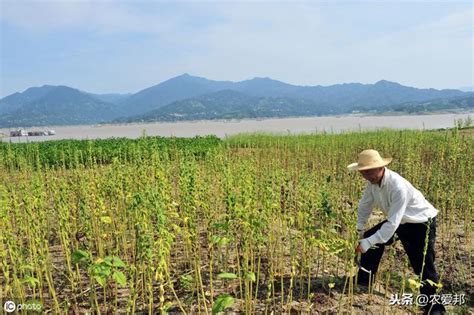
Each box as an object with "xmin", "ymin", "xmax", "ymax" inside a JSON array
[
  {"xmin": 357, "ymin": 185, "xmax": 375, "ymax": 233},
  {"xmin": 359, "ymin": 185, "xmax": 409, "ymax": 252}
]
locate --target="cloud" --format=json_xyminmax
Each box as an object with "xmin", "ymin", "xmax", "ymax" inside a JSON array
[
  {"xmin": 0, "ymin": 1, "xmax": 182, "ymax": 35},
  {"xmin": 341, "ymin": 9, "xmax": 473, "ymax": 87},
  {"xmin": 0, "ymin": 0, "xmax": 471, "ymax": 94},
  {"xmin": 180, "ymin": 4, "xmax": 473, "ymax": 88},
  {"xmin": 176, "ymin": 3, "xmax": 330, "ymax": 82}
]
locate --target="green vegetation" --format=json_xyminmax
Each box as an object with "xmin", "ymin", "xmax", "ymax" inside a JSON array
[
  {"xmin": 0, "ymin": 136, "xmax": 221, "ymax": 169},
  {"xmin": 0, "ymin": 130, "xmax": 472, "ymax": 313},
  {"xmin": 389, "ymin": 95, "xmax": 474, "ymax": 114}
]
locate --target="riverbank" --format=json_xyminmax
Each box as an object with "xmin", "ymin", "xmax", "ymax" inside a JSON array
[{"xmin": 1, "ymin": 112, "xmax": 472, "ymax": 142}]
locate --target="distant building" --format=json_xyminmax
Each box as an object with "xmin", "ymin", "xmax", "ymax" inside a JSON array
[
  {"xmin": 9, "ymin": 128, "xmax": 56, "ymax": 137},
  {"xmin": 28, "ymin": 130, "xmax": 47, "ymax": 136},
  {"xmin": 10, "ymin": 129, "xmax": 28, "ymax": 137}
]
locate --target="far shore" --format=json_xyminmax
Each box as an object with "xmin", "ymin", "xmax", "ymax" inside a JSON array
[
  {"xmin": 2, "ymin": 110, "xmax": 473, "ymax": 130},
  {"xmin": 1, "ymin": 111, "xmax": 473, "ymax": 142}
]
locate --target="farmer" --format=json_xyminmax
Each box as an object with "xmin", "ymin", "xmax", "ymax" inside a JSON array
[{"xmin": 348, "ymin": 149, "xmax": 445, "ymax": 315}]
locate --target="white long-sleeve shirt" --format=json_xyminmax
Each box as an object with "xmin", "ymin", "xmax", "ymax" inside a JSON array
[{"xmin": 358, "ymin": 168, "xmax": 438, "ymax": 252}]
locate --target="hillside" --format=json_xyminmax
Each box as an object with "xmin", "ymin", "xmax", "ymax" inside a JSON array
[
  {"xmin": 0, "ymin": 86, "xmax": 124, "ymax": 127},
  {"xmin": 1, "ymin": 75, "xmax": 471, "ymax": 127}
]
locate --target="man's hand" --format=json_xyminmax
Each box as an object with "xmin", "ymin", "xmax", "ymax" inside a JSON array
[{"xmin": 356, "ymin": 239, "xmax": 371, "ymax": 253}]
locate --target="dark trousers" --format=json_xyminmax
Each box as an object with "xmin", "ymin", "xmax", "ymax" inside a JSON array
[{"xmin": 358, "ymin": 217, "xmax": 445, "ymax": 313}]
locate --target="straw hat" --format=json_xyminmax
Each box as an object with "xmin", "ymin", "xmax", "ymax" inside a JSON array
[{"xmin": 347, "ymin": 149, "xmax": 392, "ymax": 171}]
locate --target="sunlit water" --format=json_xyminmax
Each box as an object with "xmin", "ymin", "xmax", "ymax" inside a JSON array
[{"xmin": 1, "ymin": 113, "xmax": 472, "ymax": 143}]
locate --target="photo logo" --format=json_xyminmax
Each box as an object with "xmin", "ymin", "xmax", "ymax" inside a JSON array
[
  {"xmin": 4, "ymin": 301, "xmax": 16, "ymax": 313},
  {"xmin": 3, "ymin": 300, "xmax": 42, "ymax": 313}
]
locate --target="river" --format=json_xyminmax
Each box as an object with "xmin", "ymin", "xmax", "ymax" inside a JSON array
[{"xmin": 1, "ymin": 113, "xmax": 472, "ymax": 143}]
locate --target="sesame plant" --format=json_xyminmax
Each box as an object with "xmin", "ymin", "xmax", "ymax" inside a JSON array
[{"xmin": 0, "ymin": 130, "xmax": 471, "ymax": 313}]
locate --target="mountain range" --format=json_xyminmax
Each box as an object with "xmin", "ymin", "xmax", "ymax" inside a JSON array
[{"xmin": 0, "ymin": 74, "xmax": 472, "ymax": 127}]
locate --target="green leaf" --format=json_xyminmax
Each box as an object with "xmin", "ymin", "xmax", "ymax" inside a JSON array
[
  {"xmin": 94, "ymin": 275, "xmax": 106, "ymax": 287},
  {"xmin": 212, "ymin": 294, "xmax": 234, "ymax": 314},
  {"xmin": 22, "ymin": 275, "xmax": 40, "ymax": 287},
  {"xmin": 103, "ymin": 256, "xmax": 113, "ymax": 266},
  {"xmin": 99, "ymin": 266, "xmax": 112, "ymax": 277},
  {"xmin": 72, "ymin": 249, "xmax": 90, "ymax": 265},
  {"xmin": 211, "ymin": 236, "xmax": 230, "ymax": 247},
  {"xmin": 217, "ymin": 272, "xmax": 238, "ymax": 280},
  {"xmin": 211, "ymin": 235, "xmax": 221, "ymax": 245},
  {"xmin": 218, "ymin": 237, "xmax": 230, "ymax": 247},
  {"xmin": 180, "ymin": 275, "xmax": 194, "ymax": 288},
  {"xmin": 94, "ymin": 258, "xmax": 105, "ymax": 265},
  {"xmin": 112, "ymin": 256, "xmax": 126, "ymax": 268},
  {"xmin": 113, "ymin": 271, "xmax": 127, "ymax": 287},
  {"xmin": 245, "ymin": 271, "xmax": 256, "ymax": 282},
  {"xmin": 90, "ymin": 263, "xmax": 111, "ymax": 278}
]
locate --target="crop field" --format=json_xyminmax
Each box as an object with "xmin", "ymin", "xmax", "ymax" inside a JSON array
[{"xmin": 0, "ymin": 129, "xmax": 472, "ymax": 314}]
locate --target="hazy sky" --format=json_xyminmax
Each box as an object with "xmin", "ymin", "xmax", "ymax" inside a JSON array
[{"xmin": 0, "ymin": 0, "xmax": 472, "ymax": 97}]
